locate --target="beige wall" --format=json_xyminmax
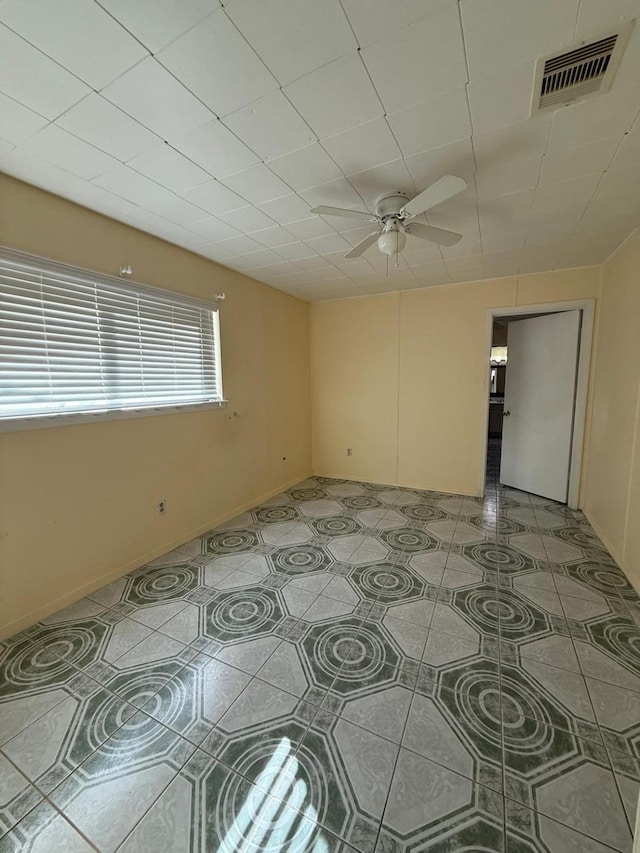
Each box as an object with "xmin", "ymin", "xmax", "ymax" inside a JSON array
[
  {"xmin": 0, "ymin": 176, "xmax": 311, "ymax": 639},
  {"xmin": 310, "ymin": 267, "xmax": 601, "ymax": 497},
  {"xmin": 584, "ymin": 230, "xmax": 640, "ymax": 590}
]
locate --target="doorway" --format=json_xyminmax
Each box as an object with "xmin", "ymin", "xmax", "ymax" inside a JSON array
[{"xmin": 480, "ymin": 299, "xmax": 595, "ymax": 509}]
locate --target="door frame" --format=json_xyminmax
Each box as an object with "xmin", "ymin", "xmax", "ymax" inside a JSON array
[{"xmin": 479, "ymin": 298, "xmax": 595, "ymax": 509}]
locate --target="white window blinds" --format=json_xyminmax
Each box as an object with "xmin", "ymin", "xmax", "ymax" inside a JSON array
[{"xmin": 0, "ymin": 248, "xmax": 224, "ymax": 425}]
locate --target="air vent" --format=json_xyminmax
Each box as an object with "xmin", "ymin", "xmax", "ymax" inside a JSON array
[{"xmin": 532, "ymin": 22, "xmax": 634, "ymax": 113}]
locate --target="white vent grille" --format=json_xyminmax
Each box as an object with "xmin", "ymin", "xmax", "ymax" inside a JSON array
[{"xmin": 532, "ymin": 23, "xmax": 633, "ymax": 113}]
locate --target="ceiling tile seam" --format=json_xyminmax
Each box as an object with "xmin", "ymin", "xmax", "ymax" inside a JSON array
[
  {"xmin": 455, "ymin": 0, "xmax": 485, "ymax": 262},
  {"xmin": 221, "ymin": 1, "xmax": 359, "ymax": 91},
  {"xmin": 0, "ymin": 88, "xmax": 52, "ymax": 125},
  {"xmin": 49, "ymin": 101, "xmax": 164, "ymax": 164},
  {"xmin": 124, "ymin": 142, "xmax": 285, "ymax": 214},
  {"xmin": 339, "ymin": 1, "xmax": 438, "ymax": 53},
  {"xmin": 92, "ymin": 0, "xmax": 161, "ymax": 56},
  {"xmin": 194, "ymin": 4, "xmax": 278, "ymax": 104},
  {"xmin": 0, "ymin": 22, "xmax": 98, "ymax": 117},
  {"xmin": 0, "ymin": 18, "xmax": 151, "ymax": 97},
  {"xmin": 572, "ymin": 0, "xmax": 584, "ymax": 41},
  {"xmin": 571, "ymin": 129, "xmax": 636, "ymax": 236},
  {"xmin": 4, "ymin": 146, "xmax": 120, "ymax": 194}
]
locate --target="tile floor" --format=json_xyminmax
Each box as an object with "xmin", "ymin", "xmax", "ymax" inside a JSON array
[{"xmin": 1, "ymin": 475, "xmax": 639, "ymax": 852}]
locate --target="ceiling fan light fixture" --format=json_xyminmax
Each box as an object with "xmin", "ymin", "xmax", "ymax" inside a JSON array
[{"xmin": 377, "ymin": 224, "xmax": 406, "ymax": 256}]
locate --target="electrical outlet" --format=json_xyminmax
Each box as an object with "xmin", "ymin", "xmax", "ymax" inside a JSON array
[
  {"xmin": 347, "ymin": 448, "xmax": 353, "ymax": 456},
  {"xmin": 157, "ymin": 499, "xmax": 167, "ymax": 515}
]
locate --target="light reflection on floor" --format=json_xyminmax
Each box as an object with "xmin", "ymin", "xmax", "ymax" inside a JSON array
[{"xmin": 218, "ymin": 737, "xmax": 328, "ymax": 852}]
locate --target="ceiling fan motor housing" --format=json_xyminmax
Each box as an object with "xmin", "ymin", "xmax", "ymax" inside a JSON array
[{"xmin": 375, "ymin": 193, "xmax": 411, "ymax": 221}]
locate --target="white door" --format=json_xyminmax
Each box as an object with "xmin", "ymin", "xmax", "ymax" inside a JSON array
[{"xmin": 500, "ymin": 310, "xmax": 581, "ymax": 502}]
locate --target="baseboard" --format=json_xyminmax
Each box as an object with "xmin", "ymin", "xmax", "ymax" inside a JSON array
[
  {"xmin": 311, "ymin": 469, "xmax": 478, "ymax": 497},
  {"xmin": 0, "ymin": 471, "xmax": 311, "ymax": 641},
  {"xmin": 583, "ymin": 511, "xmax": 640, "ymax": 595}
]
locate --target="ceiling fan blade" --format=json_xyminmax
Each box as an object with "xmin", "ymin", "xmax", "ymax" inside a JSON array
[
  {"xmin": 405, "ymin": 222, "xmax": 462, "ymax": 247},
  {"xmin": 345, "ymin": 232, "xmax": 380, "ymax": 258},
  {"xmin": 401, "ymin": 175, "xmax": 467, "ymax": 217},
  {"xmin": 310, "ymin": 205, "xmax": 376, "ymax": 221}
]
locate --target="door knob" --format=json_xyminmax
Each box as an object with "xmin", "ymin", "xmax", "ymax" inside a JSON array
[{"xmin": 503, "ymin": 410, "xmax": 511, "ymax": 417}]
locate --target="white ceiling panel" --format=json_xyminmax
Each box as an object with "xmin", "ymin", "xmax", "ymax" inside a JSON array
[
  {"xmin": 197, "ymin": 243, "xmax": 238, "ymax": 262},
  {"xmin": 477, "ymin": 189, "xmax": 535, "ymax": 231},
  {"xmin": 482, "ymin": 249, "xmax": 524, "ymax": 277},
  {"xmin": 257, "ymin": 194, "xmax": 314, "ymax": 225},
  {"xmin": 305, "ymin": 233, "xmax": 352, "ymax": 256},
  {"xmin": 408, "ymin": 262, "xmax": 451, "ymax": 287},
  {"xmin": 285, "ymin": 217, "xmax": 336, "ymax": 241},
  {"xmin": 299, "ymin": 178, "xmax": 367, "ymax": 212},
  {"xmin": 575, "ymin": 0, "xmax": 640, "ymax": 37},
  {"xmin": 221, "ymin": 165, "xmax": 292, "ymax": 205},
  {"xmin": 445, "ymin": 254, "xmax": 485, "ymax": 281},
  {"xmin": 181, "ymin": 180, "xmax": 247, "ymax": 216},
  {"xmin": 102, "ymin": 58, "xmax": 214, "ymax": 145},
  {"xmin": 128, "ymin": 144, "xmax": 211, "ymax": 193},
  {"xmin": 528, "ymin": 199, "xmax": 590, "ymax": 228},
  {"xmin": 92, "ymin": 165, "xmax": 173, "ymax": 208},
  {"xmin": 539, "ymin": 138, "xmax": 619, "ymax": 186},
  {"xmin": 578, "ymin": 209, "xmax": 640, "ymax": 236},
  {"xmin": 268, "ymin": 144, "xmax": 343, "ymax": 192},
  {"xmin": 175, "ymin": 120, "xmax": 259, "ymax": 179},
  {"xmin": 0, "ymin": 0, "xmax": 147, "ymax": 89},
  {"xmin": 3, "ymin": 0, "xmax": 640, "ymax": 300},
  {"xmin": 157, "ymin": 11, "xmax": 277, "ymax": 117},
  {"xmin": 56, "ymin": 94, "xmax": 161, "ymax": 162},
  {"xmin": 0, "ymin": 93, "xmax": 48, "ymax": 145},
  {"xmin": 481, "ymin": 229, "xmax": 528, "ymax": 253},
  {"xmin": 150, "ymin": 195, "xmax": 213, "ymax": 227},
  {"xmin": 223, "ymin": 206, "xmax": 277, "ymax": 234},
  {"xmin": 97, "ymin": 0, "xmax": 220, "ymax": 54},
  {"xmin": 534, "ymin": 174, "xmax": 601, "ymax": 210},
  {"xmin": 594, "ymin": 163, "xmax": 640, "ymax": 199},
  {"xmin": 322, "ymin": 118, "xmax": 402, "ymax": 175},
  {"xmin": 523, "ymin": 225, "xmax": 572, "ymax": 249},
  {"xmin": 214, "ymin": 234, "xmax": 264, "ymax": 256},
  {"xmin": 584, "ymin": 189, "xmax": 640, "ymax": 218},
  {"xmin": 475, "ymin": 158, "xmax": 542, "ymax": 199},
  {"xmin": 187, "ymin": 216, "xmax": 241, "ymax": 242},
  {"xmin": 611, "ymin": 123, "xmax": 640, "ymax": 168},
  {"xmin": 361, "ymin": 6, "xmax": 468, "ymax": 114},
  {"xmin": 24, "ymin": 124, "xmax": 118, "ymax": 180},
  {"xmin": 276, "ymin": 242, "xmax": 316, "ymax": 261},
  {"xmin": 388, "ymin": 88, "xmax": 472, "ymax": 158},
  {"xmin": 471, "ymin": 116, "xmax": 552, "ymax": 170},
  {"xmin": 114, "ymin": 208, "xmax": 179, "ymax": 238},
  {"xmin": 224, "ymin": 92, "xmax": 316, "ymax": 161},
  {"xmin": 404, "ymin": 138, "xmax": 475, "ymax": 189},
  {"xmin": 340, "ymin": 0, "xmax": 442, "ymax": 49},
  {"xmin": 347, "ymin": 159, "xmax": 416, "ymax": 205},
  {"xmin": 284, "ymin": 53, "xmax": 382, "ymax": 140},
  {"xmin": 0, "ymin": 24, "xmax": 89, "ymax": 120},
  {"xmin": 548, "ymin": 87, "xmax": 640, "ymax": 151},
  {"xmin": 250, "ymin": 226, "xmax": 299, "ymax": 249},
  {"xmin": 163, "ymin": 227, "xmax": 209, "ymax": 250},
  {"xmin": 467, "ymin": 61, "xmax": 538, "ymax": 135},
  {"xmin": 225, "ymin": 0, "xmax": 356, "ymax": 86},
  {"xmin": 232, "ymin": 248, "xmax": 284, "ymax": 270},
  {"xmin": 293, "ymin": 255, "xmax": 337, "ymax": 271},
  {"xmin": 460, "ymin": 0, "xmax": 580, "ymax": 80}
]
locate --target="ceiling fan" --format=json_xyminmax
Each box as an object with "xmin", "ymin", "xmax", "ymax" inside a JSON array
[{"xmin": 310, "ymin": 175, "xmax": 467, "ymax": 259}]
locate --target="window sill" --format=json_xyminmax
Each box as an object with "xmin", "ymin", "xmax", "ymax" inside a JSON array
[{"xmin": 0, "ymin": 400, "xmax": 228, "ymax": 433}]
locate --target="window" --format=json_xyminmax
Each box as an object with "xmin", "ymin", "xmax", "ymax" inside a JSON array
[{"xmin": 0, "ymin": 247, "xmax": 224, "ymax": 429}]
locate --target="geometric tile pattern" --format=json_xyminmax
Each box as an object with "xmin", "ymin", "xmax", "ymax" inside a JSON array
[{"xmin": 0, "ymin": 473, "xmax": 638, "ymax": 852}]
